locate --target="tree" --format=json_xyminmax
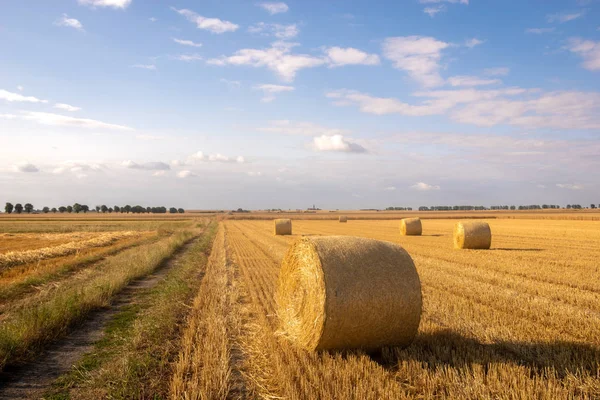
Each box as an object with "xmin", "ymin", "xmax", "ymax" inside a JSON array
[
  {"xmin": 108, "ymin": 207, "xmax": 113, "ymax": 213},
  {"xmin": 114, "ymin": 206, "xmax": 120, "ymax": 213},
  {"xmin": 43, "ymin": 206, "xmax": 50, "ymax": 213},
  {"xmin": 591, "ymin": 204, "xmax": 597, "ymax": 209},
  {"xmin": 58, "ymin": 206, "xmax": 67, "ymax": 213},
  {"xmin": 73, "ymin": 203, "xmax": 82, "ymax": 213},
  {"xmin": 51, "ymin": 207, "xmax": 57, "ymax": 213},
  {"xmin": 101, "ymin": 205, "xmax": 108, "ymax": 213},
  {"xmin": 178, "ymin": 208, "xmax": 185, "ymax": 213},
  {"xmin": 169, "ymin": 207, "xmax": 178, "ymax": 214},
  {"xmin": 4, "ymin": 202, "xmax": 13, "ymax": 214},
  {"xmin": 146, "ymin": 207, "xmax": 152, "ymax": 214},
  {"xmin": 124, "ymin": 205, "xmax": 131, "ymax": 213},
  {"xmin": 24, "ymin": 203, "xmax": 33, "ymax": 213},
  {"xmin": 95, "ymin": 205, "xmax": 101, "ymax": 212},
  {"xmin": 15, "ymin": 203, "xmax": 23, "ymax": 214},
  {"xmin": 82, "ymin": 205, "xmax": 89, "ymax": 213},
  {"xmin": 67, "ymin": 205, "xmax": 73, "ymax": 213}
]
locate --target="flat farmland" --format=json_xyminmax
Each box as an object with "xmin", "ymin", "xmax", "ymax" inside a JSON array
[{"xmin": 206, "ymin": 218, "xmax": 600, "ymax": 399}]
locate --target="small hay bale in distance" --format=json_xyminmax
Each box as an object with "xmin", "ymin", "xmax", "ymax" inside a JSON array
[
  {"xmin": 274, "ymin": 219, "xmax": 292, "ymax": 236},
  {"xmin": 339, "ymin": 216, "xmax": 348, "ymax": 223},
  {"xmin": 276, "ymin": 236, "xmax": 422, "ymax": 351},
  {"xmin": 400, "ymin": 217, "xmax": 422, "ymax": 236},
  {"xmin": 454, "ymin": 221, "xmax": 492, "ymax": 249}
]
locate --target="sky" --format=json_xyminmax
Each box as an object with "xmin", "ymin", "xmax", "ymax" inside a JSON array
[{"xmin": 1, "ymin": 0, "xmax": 599, "ymax": 210}]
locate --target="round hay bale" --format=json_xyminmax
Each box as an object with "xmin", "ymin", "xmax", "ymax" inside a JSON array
[
  {"xmin": 454, "ymin": 221, "xmax": 492, "ymax": 249},
  {"xmin": 400, "ymin": 218, "xmax": 422, "ymax": 236},
  {"xmin": 276, "ymin": 236, "xmax": 422, "ymax": 351},
  {"xmin": 339, "ymin": 216, "xmax": 348, "ymax": 223},
  {"xmin": 274, "ymin": 219, "xmax": 292, "ymax": 236}
]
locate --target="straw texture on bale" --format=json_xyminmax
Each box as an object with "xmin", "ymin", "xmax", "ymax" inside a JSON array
[
  {"xmin": 400, "ymin": 218, "xmax": 422, "ymax": 236},
  {"xmin": 274, "ymin": 219, "xmax": 292, "ymax": 235},
  {"xmin": 276, "ymin": 236, "xmax": 422, "ymax": 351},
  {"xmin": 454, "ymin": 221, "xmax": 492, "ymax": 249},
  {"xmin": 339, "ymin": 216, "xmax": 348, "ymax": 223}
]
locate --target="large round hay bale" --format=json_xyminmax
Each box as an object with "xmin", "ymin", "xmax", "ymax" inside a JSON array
[
  {"xmin": 400, "ymin": 218, "xmax": 422, "ymax": 236},
  {"xmin": 454, "ymin": 221, "xmax": 492, "ymax": 249},
  {"xmin": 276, "ymin": 236, "xmax": 422, "ymax": 351},
  {"xmin": 274, "ymin": 219, "xmax": 292, "ymax": 235},
  {"xmin": 339, "ymin": 216, "xmax": 348, "ymax": 223}
]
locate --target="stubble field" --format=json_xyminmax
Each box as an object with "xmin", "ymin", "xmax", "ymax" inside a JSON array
[{"xmin": 0, "ymin": 214, "xmax": 599, "ymax": 399}]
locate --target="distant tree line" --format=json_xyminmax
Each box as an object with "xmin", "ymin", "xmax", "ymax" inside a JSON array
[
  {"xmin": 4, "ymin": 202, "xmax": 184, "ymax": 214},
  {"xmin": 418, "ymin": 206, "xmax": 487, "ymax": 211},
  {"xmin": 386, "ymin": 207, "xmax": 413, "ymax": 211},
  {"xmin": 415, "ymin": 204, "xmax": 599, "ymax": 211}
]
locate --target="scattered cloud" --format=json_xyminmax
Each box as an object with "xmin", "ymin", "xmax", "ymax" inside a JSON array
[
  {"xmin": 220, "ymin": 78, "xmax": 241, "ymax": 88},
  {"xmin": 131, "ymin": 64, "xmax": 156, "ymax": 70},
  {"xmin": 136, "ymin": 134, "xmax": 165, "ymax": 140},
  {"xmin": 77, "ymin": 0, "xmax": 132, "ymax": 9},
  {"xmin": 424, "ymin": 5, "xmax": 446, "ymax": 17},
  {"xmin": 556, "ymin": 183, "xmax": 584, "ymax": 190},
  {"xmin": 0, "ymin": 89, "xmax": 47, "ymax": 103},
  {"xmin": 174, "ymin": 54, "xmax": 203, "ymax": 62},
  {"xmin": 447, "ymin": 76, "xmax": 501, "ymax": 86},
  {"xmin": 177, "ymin": 170, "xmax": 195, "ymax": 178},
  {"xmin": 484, "ymin": 67, "xmax": 510, "ymax": 76},
  {"xmin": 257, "ymin": 2, "xmax": 289, "ymax": 15},
  {"xmin": 411, "ymin": 182, "xmax": 440, "ymax": 191},
  {"xmin": 258, "ymin": 120, "xmax": 348, "ymax": 136},
  {"xmin": 418, "ymin": 0, "xmax": 468, "ymax": 4},
  {"xmin": 149, "ymin": 17, "xmax": 157, "ymax": 22},
  {"xmin": 208, "ymin": 41, "xmax": 325, "ymax": 82},
  {"xmin": 312, "ymin": 134, "xmax": 367, "ymax": 153},
  {"xmin": 566, "ymin": 38, "xmax": 600, "ymax": 71},
  {"xmin": 465, "ymin": 38, "xmax": 484, "ymax": 48},
  {"xmin": 14, "ymin": 163, "xmax": 39, "ymax": 173},
  {"xmin": 17, "ymin": 86, "xmax": 24, "ymax": 91},
  {"xmin": 254, "ymin": 84, "xmax": 294, "ymax": 102},
  {"xmin": 172, "ymin": 151, "xmax": 246, "ymax": 166},
  {"xmin": 122, "ymin": 160, "xmax": 170, "ymax": 171},
  {"xmin": 52, "ymin": 161, "xmax": 102, "ymax": 175},
  {"xmin": 1, "ymin": 111, "xmax": 134, "ymax": 131},
  {"xmin": 526, "ymin": 28, "xmax": 555, "ymax": 34},
  {"xmin": 537, "ymin": 184, "xmax": 547, "ymax": 189},
  {"xmin": 248, "ymin": 22, "xmax": 299, "ymax": 39},
  {"xmin": 55, "ymin": 14, "xmax": 84, "ymax": 31},
  {"xmin": 547, "ymin": 11, "xmax": 585, "ymax": 23},
  {"xmin": 172, "ymin": 7, "xmax": 239, "ymax": 34},
  {"xmin": 247, "ymin": 171, "xmax": 262, "ymax": 177},
  {"xmin": 54, "ymin": 103, "xmax": 81, "ymax": 112},
  {"xmin": 382, "ymin": 36, "xmax": 450, "ymax": 87},
  {"xmin": 325, "ymin": 47, "xmax": 380, "ymax": 67},
  {"xmin": 173, "ymin": 38, "xmax": 202, "ymax": 47},
  {"xmin": 153, "ymin": 170, "xmax": 167, "ymax": 177},
  {"xmin": 384, "ymin": 186, "xmax": 397, "ymax": 191}
]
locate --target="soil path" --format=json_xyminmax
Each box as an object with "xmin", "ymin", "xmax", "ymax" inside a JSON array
[{"xmin": 0, "ymin": 235, "xmax": 202, "ymax": 399}]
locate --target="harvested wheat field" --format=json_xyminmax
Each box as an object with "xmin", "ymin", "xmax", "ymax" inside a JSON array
[{"xmin": 2, "ymin": 215, "xmax": 600, "ymax": 399}]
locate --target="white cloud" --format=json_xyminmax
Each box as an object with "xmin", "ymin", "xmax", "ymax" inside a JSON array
[
  {"xmin": 55, "ymin": 14, "xmax": 84, "ymax": 31},
  {"xmin": 220, "ymin": 78, "xmax": 241, "ymax": 88},
  {"xmin": 3, "ymin": 111, "xmax": 134, "ymax": 131},
  {"xmin": 17, "ymin": 86, "xmax": 24, "ymax": 91},
  {"xmin": 254, "ymin": 83, "xmax": 294, "ymax": 102},
  {"xmin": 526, "ymin": 28, "xmax": 555, "ymax": 34},
  {"xmin": 248, "ymin": 22, "xmax": 299, "ymax": 39},
  {"xmin": 54, "ymin": 103, "xmax": 81, "ymax": 112},
  {"xmin": 153, "ymin": 171, "xmax": 167, "ymax": 177},
  {"xmin": 131, "ymin": 64, "xmax": 156, "ymax": 70},
  {"xmin": 556, "ymin": 183, "xmax": 584, "ymax": 190},
  {"xmin": 312, "ymin": 134, "xmax": 367, "ymax": 153},
  {"xmin": 122, "ymin": 160, "xmax": 170, "ymax": 171},
  {"xmin": 78, "ymin": 0, "xmax": 132, "ymax": 9},
  {"xmin": 0, "ymin": 89, "xmax": 47, "ymax": 103},
  {"xmin": 257, "ymin": 2, "xmax": 289, "ymax": 15},
  {"xmin": 547, "ymin": 11, "xmax": 585, "ymax": 23},
  {"xmin": 149, "ymin": 17, "xmax": 157, "ymax": 22},
  {"xmin": 258, "ymin": 120, "xmax": 348, "ymax": 136},
  {"xmin": 208, "ymin": 41, "xmax": 325, "ymax": 82},
  {"xmin": 537, "ymin": 184, "xmax": 547, "ymax": 189},
  {"xmin": 465, "ymin": 38, "xmax": 484, "ymax": 48},
  {"xmin": 174, "ymin": 54, "xmax": 203, "ymax": 62},
  {"xmin": 382, "ymin": 36, "xmax": 450, "ymax": 87},
  {"xmin": 136, "ymin": 134, "xmax": 165, "ymax": 140},
  {"xmin": 384, "ymin": 186, "xmax": 396, "ymax": 191},
  {"xmin": 484, "ymin": 67, "xmax": 510, "ymax": 76},
  {"xmin": 447, "ymin": 76, "xmax": 501, "ymax": 87},
  {"xmin": 52, "ymin": 161, "xmax": 103, "ymax": 175},
  {"xmin": 173, "ymin": 38, "xmax": 202, "ymax": 47},
  {"xmin": 172, "ymin": 151, "xmax": 246, "ymax": 166},
  {"xmin": 411, "ymin": 182, "xmax": 440, "ymax": 191},
  {"xmin": 177, "ymin": 170, "xmax": 195, "ymax": 178},
  {"xmin": 325, "ymin": 47, "xmax": 380, "ymax": 67},
  {"xmin": 566, "ymin": 38, "xmax": 600, "ymax": 71},
  {"xmin": 172, "ymin": 7, "xmax": 239, "ymax": 34},
  {"xmin": 419, "ymin": 0, "xmax": 468, "ymax": 3},
  {"xmin": 247, "ymin": 171, "xmax": 262, "ymax": 177},
  {"xmin": 424, "ymin": 5, "xmax": 445, "ymax": 17},
  {"xmin": 327, "ymin": 88, "xmax": 600, "ymax": 130},
  {"xmin": 14, "ymin": 163, "xmax": 39, "ymax": 173}
]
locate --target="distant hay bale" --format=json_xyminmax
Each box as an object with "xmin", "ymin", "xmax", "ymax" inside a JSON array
[
  {"xmin": 400, "ymin": 218, "xmax": 422, "ymax": 236},
  {"xmin": 454, "ymin": 221, "xmax": 492, "ymax": 249},
  {"xmin": 339, "ymin": 216, "xmax": 348, "ymax": 223},
  {"xmin": 276, "ymin": 236, "xmax": 422, "ymax": 351},
  {"xmin": 274, "ymin": 219, "xmax": 292, "ymax": 235}
]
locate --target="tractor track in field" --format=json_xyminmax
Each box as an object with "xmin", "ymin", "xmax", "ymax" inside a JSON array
[{"xmin": 0, "ymin": 233, "xmax": 203, "ymax": 400}]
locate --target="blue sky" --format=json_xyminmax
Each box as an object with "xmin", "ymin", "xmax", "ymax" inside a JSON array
[{"xmin": 1, "ymin": 0, "xmax": 599, "ymax": 209}]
